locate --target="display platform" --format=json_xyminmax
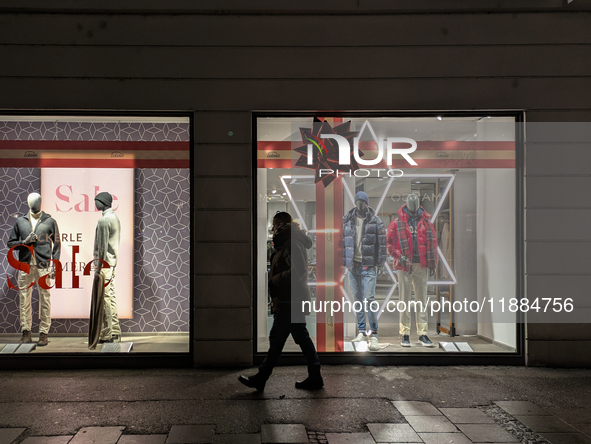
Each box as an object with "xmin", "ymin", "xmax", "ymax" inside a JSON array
[
  {"xmin": 258, "ymin": 330, "xmax": 514, "ymax": 354},
  {"xmin": 0, "ymin": 332, "xmax": 189, "ymax": 353}
]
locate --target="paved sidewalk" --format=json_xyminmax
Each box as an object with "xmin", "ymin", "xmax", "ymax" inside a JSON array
[{"xmin": 0, "ymin": 366, "xmax": 590, "ymax": 444}]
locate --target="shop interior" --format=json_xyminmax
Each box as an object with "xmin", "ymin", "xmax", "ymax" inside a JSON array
[{"xmin": 257, "ymin": 116, "xmax": 517, "ymax": 354}]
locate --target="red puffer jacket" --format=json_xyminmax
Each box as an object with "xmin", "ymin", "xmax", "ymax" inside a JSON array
[{"xmin": 386, "ymin": 205, "xmax": 438, "ymax": 272}]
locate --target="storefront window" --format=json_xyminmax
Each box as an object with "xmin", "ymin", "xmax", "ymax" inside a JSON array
[
  {"xmin": 0, "ymin": 115, "xmax": 190, "ymax": 354},
  {"xmin": 257, "ymin": 115, "xmax": 518, "ymax": 354}
]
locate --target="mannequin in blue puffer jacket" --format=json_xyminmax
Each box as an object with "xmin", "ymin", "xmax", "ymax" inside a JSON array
[{"xmin": 342, "ymin": 191, "xmax": 387, "ymax": 351}]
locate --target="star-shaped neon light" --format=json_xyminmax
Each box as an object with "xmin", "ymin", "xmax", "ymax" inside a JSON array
[{"xmin": 280, "ymin": 172, "xmax": 458, "ymax": 321}]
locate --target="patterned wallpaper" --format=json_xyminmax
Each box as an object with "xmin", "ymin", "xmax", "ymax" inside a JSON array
[{"xmin": 0, "ymin": 119, "xmax": 190, "ymax": 334}]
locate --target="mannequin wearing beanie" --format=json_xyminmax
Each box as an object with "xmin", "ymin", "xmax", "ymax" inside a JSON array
[
  {"xmin": 7, "ymin": 192, "xmax": 61, "ymax": 346},
  {"xmin": 342, "ymin": 190, "xmax": 387, "ymax": 352},
  {"xmin": 93, "ymin": 191, "xmax": 122, "ymax": 344}
]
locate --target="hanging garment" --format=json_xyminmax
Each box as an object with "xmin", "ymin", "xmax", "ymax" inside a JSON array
[
  {"xmin": 88, "ymin": 272, "xmax": 105, "ymax": 350},
  {"xmin": 440, "ymin": 222, "xmax": 450, "ymax": 279}
]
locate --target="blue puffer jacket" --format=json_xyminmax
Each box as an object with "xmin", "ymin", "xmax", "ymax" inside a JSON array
[{"xmin": 343, "ymin": 207, "xmax": 387, "ymax": 268}]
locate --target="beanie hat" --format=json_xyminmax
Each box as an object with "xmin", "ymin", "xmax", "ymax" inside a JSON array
[
  {"xmin": 95, "ymin": 192, "xmax": 113, "ymax": 207},
  {"xmin": 354, "ymin": 191, "xmax": 369, "ymax": 205}
]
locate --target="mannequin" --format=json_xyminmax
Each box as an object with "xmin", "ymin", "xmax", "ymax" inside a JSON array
[
  {"xmin": 387, "ymin": 194, "xmax": 438, "ymax": 347},
  {"xmin": 7, "ymin": 192, "xmax": 61, "ymax": 346},
  {"xmin": 92, "ymin": 192, "xmax": 122, "ymax": 344},
  {"xmin": 342, "ymin": 191, "xmax": 387, "ymax": 352}
]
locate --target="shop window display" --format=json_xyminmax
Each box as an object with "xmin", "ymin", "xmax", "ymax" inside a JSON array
[
  {"xmin": 0, "ymin": 115, "xmax": 190, "ymax": 354},
  {"xmin": 257, "ymin": 115, "xmax": 518, "ymax": 355}
]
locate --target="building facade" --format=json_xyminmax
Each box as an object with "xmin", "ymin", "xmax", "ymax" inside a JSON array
[{"xmin": 0, "ymin": 1, "xmax": 590, "ymax": 367}]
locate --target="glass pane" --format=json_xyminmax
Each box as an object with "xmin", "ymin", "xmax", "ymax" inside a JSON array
[
  {"xmin": 0, "ymin": 115, "xmax": 190, "ymax": 354},
  {"xmin": 257, "ymin": 115, "xmax": 517, "ymax": 354}
]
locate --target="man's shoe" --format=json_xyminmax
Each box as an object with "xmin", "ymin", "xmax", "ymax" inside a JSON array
[
  {"xmin": 238, "ymin": 373, "xmax": 268, "ymax": 392},
  {"xmin": 37, "ymin": 332, "xmax": 49, "ymax": 347},
  {"xmin": 351, "ymin": 333, "xmax": 368, "ymax": 342},
  {"xmin": 19, "ymin": 330, "xmax": 32, "ymax": 344},
  {"xmin": 368, "ymin": 336, "xmax": 380, "ymax": 351},
  {"xmin": 400, "ymin": 335, "xmax": 411, "ymax": 347},
  {"xmin": 418, "ymin": 335, "xmax": 435, "ymax": 347},
  {"xmin": 295, "ymin": 366, "xmax": 324, "ymax": 390}
]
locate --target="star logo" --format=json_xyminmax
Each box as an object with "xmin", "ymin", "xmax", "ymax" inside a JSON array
[{"xmin": 293, "ymin": 118, "xmax": 364, "ymax": 187}]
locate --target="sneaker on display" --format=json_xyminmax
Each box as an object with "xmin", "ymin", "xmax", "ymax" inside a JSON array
[
  {"xmin": 351, "ymin": 333, "xmax": 368, "ymax": 342},
  {"xmin": 418, "ymin": 335, "xmax": 435, "ymax": 347},
  {"xmin": 400, "ymin": 335, "xmax": 411, "ymax": 347},
  {"xmin": 368, "ymin": 336, "xmax": 380, "ymax": 351}
]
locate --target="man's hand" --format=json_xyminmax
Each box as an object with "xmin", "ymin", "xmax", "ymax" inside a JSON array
[
  {"xmin": 399, "ymin": 255, "xmax": 409, "ymax": 269},
  {"xmin": 429, "ymin": 268, "xmax": 436, "ymax": 277},
  {"xmin": 377, "ymin": 266, "xmax": 385, "ymax": 277},
  {"xmin": 343, "ymin": 267, "xmax": 348, "ymax": 276},
  {"xmin": 24, "ymin": 233, "xmax": 37, "ymax": 244}
]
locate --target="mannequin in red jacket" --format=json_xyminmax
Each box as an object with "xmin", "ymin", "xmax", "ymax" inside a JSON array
[{"xmin": 386, "ymin": 194, "xmax": 438, "ymax": 348}]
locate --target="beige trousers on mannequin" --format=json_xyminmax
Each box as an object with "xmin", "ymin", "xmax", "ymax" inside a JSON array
[
  {"xmin": 398, "ymin": 263, "xmax": 429, "ymax": 336},
  {"xmin": 100, "ymin": 267, "xmax": 121, "ymax": 340},
  {"xmin": 18, "ymin": 264, "xmax": 52, "ymax": 334}
]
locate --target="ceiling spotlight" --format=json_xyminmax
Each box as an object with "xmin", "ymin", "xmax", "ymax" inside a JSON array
[
  {"xmin": 272, "ymin": 190, "xmax": 277, "ymax": 194},
  {"xmin": 437, "ymin": 116, "xmax": 442, "ymax": 121},
  {"xmin": 282, "ymin": 192, "xmax": 287, "ymax": 195}
]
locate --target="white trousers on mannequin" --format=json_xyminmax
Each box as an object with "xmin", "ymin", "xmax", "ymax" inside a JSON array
[
  {"xmin": 398, "ymin": 263, "xmax": 429, "ymax": 336},
  {"xmin": 18, "ymin": 266, "xmax": 52, "ymax": 334},
  {"xmin": 100, "ymin": 267, "xmax": 120, "ymax": 340}
]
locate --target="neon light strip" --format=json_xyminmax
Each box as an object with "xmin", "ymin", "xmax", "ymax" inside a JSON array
[
  {"xmin": 341, "ymin": 287, "xmax": 353, "ymax": 304},
  {"xmin": 279, "ymin": 175, "xmax": 314, "ymax": 233},
  {"xmin": 375, "ymin": 174, "xmax": 395, "ymax": 215},
  {"xmin": 377, "ymin": 262, "xmax": 399, "ymax": 320},
  {"xmin": 308, "ymin": 229, "xmax": 340, "ymax": 233},
  {"xmin": 428, "ymin": 246, "xmax": 457, "ymax": 285},
  {"xmin": 342, "ymin": 179, "xmax": 356, "ymax": 205}
]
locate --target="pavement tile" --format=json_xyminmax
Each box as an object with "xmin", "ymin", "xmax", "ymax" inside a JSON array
[
  {"xmin": 392, "ymin": 401, "xmax": 442, "ymax": 416},
  {"xmin": 541, "ymin": 433, "xmax": 591, "ymax": 444},
  {"xmin": 457, "ymin": 424, "xmax": 518, "ymax": 443},
  {"xmin": 325, "ymin": 433, "xmax": 376, "ymax": 444},
  {"xmin": 367, "ymin": 423, "xmax": 422, "ymax": 442},
  {"xmin": 166, "ymin": 426, "xmax": 215, "ymax": 444},
  {"xmin": 548, "ymin": 408, "xmax": 591, "ymax": 425},
  {"xmin": 515, "ymin": 415, "xmax": 577, "ymax": 433},
  {"xmin": 0, "ymin": 428, "xmax": 27, "ymax": 444},
  {"xmin": 70, "ymin": 427, "xmax": 125, "ymax": 444},
  {"xmin": 260, "ymin": 424, "xmax": 308, "ymax": 444},
  {"xmin": 21, "ymin": 438, "xmax": 73, "ymax": 444},
  {"xmin": 212, "ymin": 435, "xmax": 261, "ymax": 444},
  {"xmin": 493, "ymin": 401, "xmax": 550, "ymax": 416},
  {"xmin": 575, "ymin": 424, "xmax": 591, "ymax": 437},
  {"xmin": 117, "ymin": 436, "xmax": 167, "ymax": 444},
  {"xmin": 406, "ymin": 416, "xmax": 458, "ymax": 433},
  {"xmin": 419, "ymin": 433, "xmax": 473, "ymax": 444},
  {"xmin": 440, "ymin": 408, "xmax": 495, "ymax": 424}
]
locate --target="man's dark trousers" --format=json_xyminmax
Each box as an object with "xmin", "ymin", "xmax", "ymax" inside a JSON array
[{"xmin": 259, "ymin": 308, "xmax": 320, "ymax": 376}]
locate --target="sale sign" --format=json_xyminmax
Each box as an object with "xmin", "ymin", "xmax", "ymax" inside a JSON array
[{"xmin": 40, "ymin": 168, "xmax": 134, "ymax": 319}]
